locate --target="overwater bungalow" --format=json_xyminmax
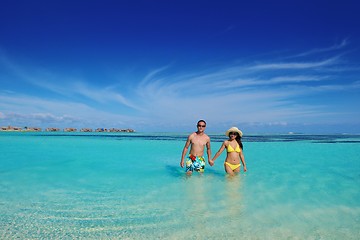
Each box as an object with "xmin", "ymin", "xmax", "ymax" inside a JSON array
[
  {"xmin": 0, "ymin": 126, "xmax": 22, "ymax": 131},
  {"xmin": 46, "ymin": 127, "xmax": 60, "ymax": 132},
  {"xmin": 108, "ymin": 128, "xmax": 121, "ymax": 132},
  {"xmin": 80, "ymin": 128, "xmax": 93, "ymax": 132},
  {"xmin": 118, "ymin": 128, "xmax": 135, "ymax": 132},
  {"xmin": 95, "ymin": 128, "xmax": 108, "ymax": 132},
  {"xmin": 103, "ymin": 128, "xmax": 135, "ymax": 132},
  {"xmin": 23, "ymin": 127, "xmax": 42, "ymax": 132},
  {"xmin": 64, "ymin": 128, "xmax": 77, "ymax": 132}
]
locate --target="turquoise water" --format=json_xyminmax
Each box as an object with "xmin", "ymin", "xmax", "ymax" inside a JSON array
[{"xmin": 0, "ymin": 132, "xmax": 359, "ymax": 239}]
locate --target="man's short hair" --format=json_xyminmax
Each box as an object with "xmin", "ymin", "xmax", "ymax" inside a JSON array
[{"xmin": 197, "ymin": 119, "xmax": 206, "ymax": 126}]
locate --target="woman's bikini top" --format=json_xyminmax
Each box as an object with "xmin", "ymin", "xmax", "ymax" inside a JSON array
[{"xmin": 227, "ymin": 143, "xmax": 241, "ymax": 153}]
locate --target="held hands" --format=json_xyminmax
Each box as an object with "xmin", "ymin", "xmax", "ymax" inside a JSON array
[{"xmin": 208, "ymin": 159, "xmax": 214, "ymax": 166}]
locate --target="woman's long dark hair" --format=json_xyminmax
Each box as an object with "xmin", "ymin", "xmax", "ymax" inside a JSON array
[{"xmin": 235, "ymin": 134, "xmax": 243, "ymax": 150}]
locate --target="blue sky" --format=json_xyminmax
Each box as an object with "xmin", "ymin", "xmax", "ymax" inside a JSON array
[{"xmin": 0, "ymin": 0, "xmax": 359, "ymax": 133}]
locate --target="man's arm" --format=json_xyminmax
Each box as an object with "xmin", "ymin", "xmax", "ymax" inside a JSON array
[
  {"xmin": 206, "ymin": 138, "xmax": 212, "ymax": 165},
  {"xmin": 180, "ymin": 135, "xmax": 192, "ymax": 168}
]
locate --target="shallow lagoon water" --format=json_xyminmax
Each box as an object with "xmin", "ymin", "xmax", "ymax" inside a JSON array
[{"xmin": 0, "ymin": 132, "xmax": 359, "ymax": 239}]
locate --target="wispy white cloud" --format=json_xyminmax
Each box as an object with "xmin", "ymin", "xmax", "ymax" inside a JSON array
[
  {"xmin": 249, "ymin": 57, "xmax": 339, "ymax": 70},
  {"xmin": 0, "ymin": 55, "xmax": 140, "ymax": 110},
  {"xmin": 71, "ymin": 81, "xmax": 144, "ymax": 111},
  {"xmin": 206, "ymin": 75, "xmax": 327, "ymax": 91},
  {"xmin": 295, "ymin": 39, "xmax": 349, "ymax": 57},
  {"xmin": 140, "ymin": 65, "xmax": 171, "ymax": 85},
  {"xmin": 0, "ymin": 56, "xmax": 142, "ymax": 111},
  {"xmin": 136, "ymin": 57, "xmax": 336, "ymax": 100}
]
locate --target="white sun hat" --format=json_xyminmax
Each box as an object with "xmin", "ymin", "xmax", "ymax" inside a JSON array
[{"xmin": 225, "ymin": 127, "xmax": 243, "ymax": 137}]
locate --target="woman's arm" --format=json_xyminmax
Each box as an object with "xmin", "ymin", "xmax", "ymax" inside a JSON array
[
  {"xmin": 210, "ymin": 141, "xmax": 226, "ymax": 166},
  {"xmin": 239, "ymin": 151, "xmax": 247, "ymax": 172}
]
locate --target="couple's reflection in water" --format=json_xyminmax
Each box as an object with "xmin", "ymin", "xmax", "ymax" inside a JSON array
[
  {"xmin": 224, "ymin": 174, "xmax": 244, "ymax": 218},
  {"xmin": 181, "ymin": 169, "xmax": 244, "ymax": 236},
  {"xmin": 166, "ymin": 164, "xmax": 244, "ymax": 235}
]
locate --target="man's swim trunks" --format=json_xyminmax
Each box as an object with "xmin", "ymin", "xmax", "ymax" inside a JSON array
[{"xmin": 186, "ymin": 155, "xmax": 205, "ymax": 172}]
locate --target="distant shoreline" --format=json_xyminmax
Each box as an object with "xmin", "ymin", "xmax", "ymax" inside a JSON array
[{"xmin": 0, "ymin": 126, "xmax": 135, "ymax": 133}]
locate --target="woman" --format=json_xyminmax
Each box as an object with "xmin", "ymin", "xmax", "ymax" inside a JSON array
[{"xmin": 210, "ymin": 127, "xmax": 247, "ymax": 175}]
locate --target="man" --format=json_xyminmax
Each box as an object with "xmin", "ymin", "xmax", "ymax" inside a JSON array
[{"xmin": 180, "ymin": 120, "xmax": 211, "ymax": 174}]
